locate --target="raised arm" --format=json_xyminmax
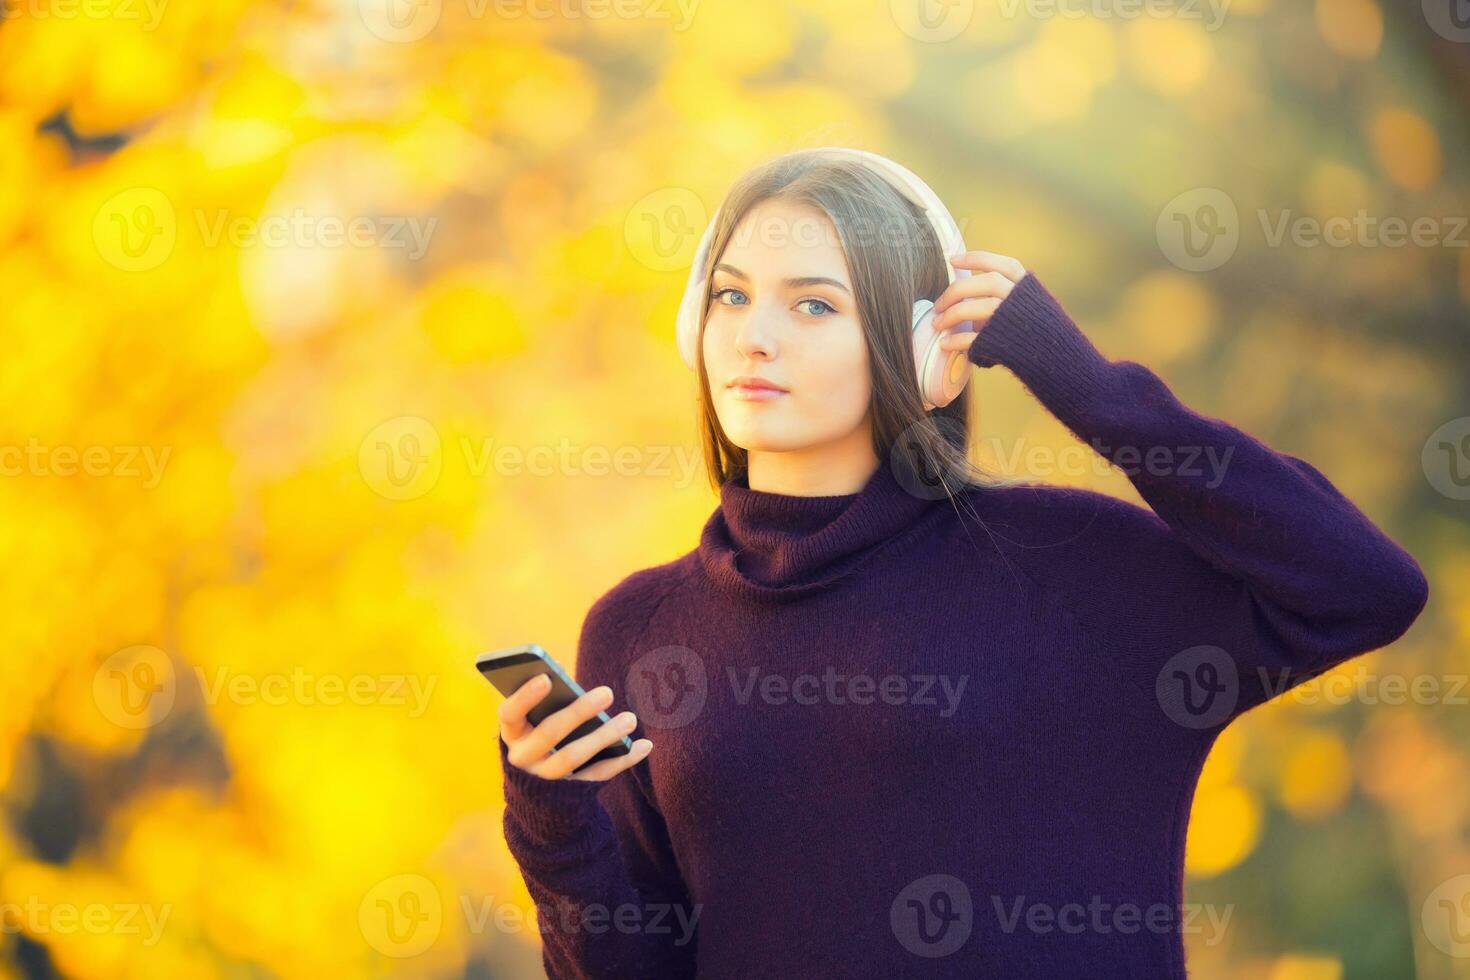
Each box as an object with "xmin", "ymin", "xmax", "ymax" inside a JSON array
[
  {"xmin": 499, "ymin": 578, "xmax": 699, "ymax": 978},
  {"xmin": 950, "ymin": 266, "xmax": 1429, "ymax": 726}
]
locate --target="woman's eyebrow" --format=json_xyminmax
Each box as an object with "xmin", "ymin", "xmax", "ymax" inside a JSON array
[{"xmin": 713, "ymin": 262, "xmax": 851, "ymax": 295}]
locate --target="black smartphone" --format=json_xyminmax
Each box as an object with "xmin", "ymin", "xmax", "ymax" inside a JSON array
[{"xmin": 476, "ymin": 643, "xmax": 633, "ymax": 772}]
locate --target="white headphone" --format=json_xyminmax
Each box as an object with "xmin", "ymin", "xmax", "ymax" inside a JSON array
[{"xmin": 673, "ymin": 146, "xmax": 975, "ymax": 411}]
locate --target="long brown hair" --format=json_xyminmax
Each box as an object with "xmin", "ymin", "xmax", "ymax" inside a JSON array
[{"xmin": 691, "ymin": 148, "xmax": 1028, "ymax": 503}]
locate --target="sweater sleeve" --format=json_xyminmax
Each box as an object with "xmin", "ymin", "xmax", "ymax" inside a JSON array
[
  {"xmin": 966, "ymin": 271, "xmax": 1430, "ymax": 727},
  {"xmin": 499, "ymin": 584, "xmax": 699, "ymax": 978}
]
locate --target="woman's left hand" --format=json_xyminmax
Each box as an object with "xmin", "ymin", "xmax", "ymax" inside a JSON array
[{"xmin": 930, "ymin": 250, "xmax": 1028, "ymax": 352}]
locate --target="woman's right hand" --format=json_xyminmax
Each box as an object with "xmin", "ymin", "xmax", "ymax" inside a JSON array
[{"xmin": 499, "ymin": 673, "xmax": 654, "ymax": 782}]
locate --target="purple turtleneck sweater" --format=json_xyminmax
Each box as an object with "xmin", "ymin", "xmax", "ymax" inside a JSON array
[{"xmin": 496, "ymin": 272, "xmax": 1429, "ymax": 978}]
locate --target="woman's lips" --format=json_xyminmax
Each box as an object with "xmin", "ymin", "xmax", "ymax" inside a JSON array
[{"xmin": 728, "ymin": 382, "xmax": 787, "ymax": 402}]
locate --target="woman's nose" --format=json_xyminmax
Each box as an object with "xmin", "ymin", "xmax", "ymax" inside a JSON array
[{"xmin": 733, "ymin": 301, "xmax": 782, "ymax": 359}]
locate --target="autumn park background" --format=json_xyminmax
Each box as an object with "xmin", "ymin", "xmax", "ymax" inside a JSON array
[{"xmin": 0, "ymin": 0, "xmax": 1468, "ymax": 976}]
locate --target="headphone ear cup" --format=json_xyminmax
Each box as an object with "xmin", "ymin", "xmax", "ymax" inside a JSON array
[{"xmin": 911, "ymin": 299, "xmax": 970, "ymax": 411}]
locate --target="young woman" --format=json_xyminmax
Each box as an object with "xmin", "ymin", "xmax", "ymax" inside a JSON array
[{"xmin": 494, "ymin": 148, "xmax": 1429, "ymax": 978}]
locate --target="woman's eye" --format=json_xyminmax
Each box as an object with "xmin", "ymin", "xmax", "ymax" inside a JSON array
[
  {"xmin": 710, "ymin": 287, "xmax": 747, "ymax": 306},
  {"xmin": 797, "ymin": 298, "xmax": 835, "ymax": 317}
]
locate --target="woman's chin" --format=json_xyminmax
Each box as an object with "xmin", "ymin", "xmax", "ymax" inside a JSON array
[{"xmin": 723, "ymin": 427, "xmax": 807, "ymax": 454}]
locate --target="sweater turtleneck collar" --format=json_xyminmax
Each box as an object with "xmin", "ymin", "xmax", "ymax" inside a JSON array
[{"xmin": 696, "ymin": 461, "xmax": 949, "ymax": 603}]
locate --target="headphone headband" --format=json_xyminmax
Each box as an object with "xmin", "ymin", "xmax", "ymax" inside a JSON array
[{"xmin": 673, "ymin": 147, "xmax": 969, "ymax": 370}]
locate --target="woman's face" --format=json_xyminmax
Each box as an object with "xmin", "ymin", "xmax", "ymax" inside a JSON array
[{"xmin": 701, "ymin": 199, "xmax": 872, "ymax": 456}]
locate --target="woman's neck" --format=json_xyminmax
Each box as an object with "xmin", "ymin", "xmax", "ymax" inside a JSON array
[{"xmin": 745, "ymin": 443, "xmax": 880, "ymax": 497}]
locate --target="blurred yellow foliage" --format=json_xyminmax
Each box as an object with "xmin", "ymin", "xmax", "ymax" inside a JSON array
[{"xmin": 0, "ymin": 1, "xmax": 1462, "ymax": 977}]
